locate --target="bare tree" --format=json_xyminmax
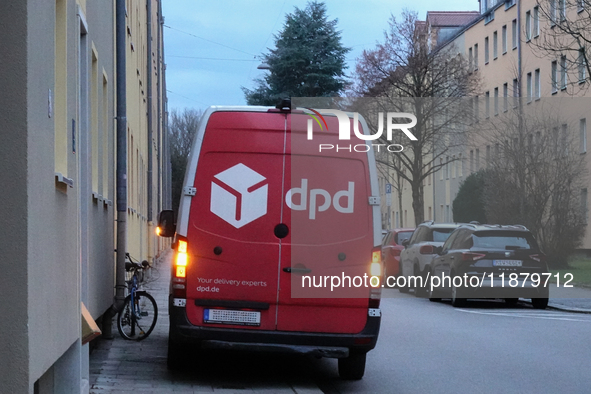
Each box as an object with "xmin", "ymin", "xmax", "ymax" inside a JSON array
[
  {"xmin": 531, "ymin": 0, "xmax": 591, "ymax": 92},
  {"xmin": 169, "ymin": 108, "xmax": 203, "ymax": 214},
  {"xmin": 350, "ymin": 10, "xmax": 480, "ymax": 225},
  {"xmin": 476, "ymin": 102, "xmax": 587, "ymax": 266}
]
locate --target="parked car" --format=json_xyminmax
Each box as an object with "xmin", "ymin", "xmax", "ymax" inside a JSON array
[
  {"xmin": 382, "ymin": 228, "xmax": 414, "ymax": 279},
  {"xmin": 428, "ymin": 224, "xmax": 550, "ymax": 309},
  {"xmin": 157, "ymin": 104, "xmax": 382, "ymax": 380},
  {"xmin": 399, "ymin": 222, "xmax": 461, "ymax": 296}
]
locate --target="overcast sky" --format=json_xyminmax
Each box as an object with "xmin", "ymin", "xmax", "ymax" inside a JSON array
[{"xmin": 161, "ymin": 0, "xmax": 479, "ymax": 111}]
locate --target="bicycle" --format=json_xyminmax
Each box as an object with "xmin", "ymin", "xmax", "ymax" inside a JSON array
[{"xmin": 117, "ymin": 253, "xmax": 158, "ymax": 340}]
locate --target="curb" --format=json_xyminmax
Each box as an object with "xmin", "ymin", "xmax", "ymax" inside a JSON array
[{"xmin": 522, "ymin": 299, "xmax": 591, "ymax": 314}]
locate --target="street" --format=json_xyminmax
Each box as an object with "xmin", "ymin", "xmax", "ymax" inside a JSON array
[{"xmin": 90, "ymin": 258, "xmax": 591, "ymax": 394}]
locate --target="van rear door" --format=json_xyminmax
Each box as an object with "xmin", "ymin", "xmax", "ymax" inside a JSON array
[
  {"xmin": 275, "ymin": 112, "xmax": 374, "ymax": 334},
  {"xmin": 184, "ymin": 111, "xmax": 285, "ymax": 331}
]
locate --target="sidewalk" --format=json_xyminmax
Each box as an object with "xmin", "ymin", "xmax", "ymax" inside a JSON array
[
  {"xmin": 89, "ymin": 249, "xmax": 322, "ymax": 394},
  {"xmin": 544, "ymin": 284, "xmax": 591, "ymax": 313}
]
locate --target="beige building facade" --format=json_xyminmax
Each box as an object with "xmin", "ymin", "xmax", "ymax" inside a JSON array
[
  {"xmin": 379, "ymin": 1, "xmax": 591, "ymax": 251},
  {"xmin": 0, "ymin": 1, "xmax": 169, "ymax": 393}
]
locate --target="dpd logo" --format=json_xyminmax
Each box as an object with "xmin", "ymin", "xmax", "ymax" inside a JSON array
[{"xmin": 210, "ymin": 163, "xmax": 268, "ymax": 228}]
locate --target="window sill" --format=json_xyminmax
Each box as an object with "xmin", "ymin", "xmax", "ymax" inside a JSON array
[{"xmin": 55, "ymin": 172, "xmax": 74, "ymax": 188}]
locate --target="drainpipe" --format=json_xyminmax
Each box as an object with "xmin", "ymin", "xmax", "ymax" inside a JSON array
[
  {"xmin": 103, "ymin": 0, "xmax": 128, "ymax": 339},
  {"xmin": 157, "ymin": 0, "xmax": 162, "ymax": 215},
  {"xmin": 147, "ymin": 0, "xmax": 154, "ymax": 261}
]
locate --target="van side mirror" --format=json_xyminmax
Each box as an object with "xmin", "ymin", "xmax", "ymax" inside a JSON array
[
  {"xmin": 157, "ymin": 210, "xmax": 176, "ymax": 238},
  {"xmin": 401, "ymin": 239, "xmax": 410, "ymax": 247}
]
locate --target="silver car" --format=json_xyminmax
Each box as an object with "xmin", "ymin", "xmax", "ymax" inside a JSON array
[{"xmin": 398, "ymin": 222, "xmax": 461, "ymax": 296}]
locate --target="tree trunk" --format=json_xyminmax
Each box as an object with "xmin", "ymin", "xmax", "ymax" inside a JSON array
[{"xmin": 412, "ymin": 180, "xmax": 424, "ymax": 226}]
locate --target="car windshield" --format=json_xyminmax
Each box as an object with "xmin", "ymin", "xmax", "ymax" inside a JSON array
[
  {"xmin": 432, "ymin": 229, "xmax": 455, "ymax": 242},
  {"xmin": 472, "ymin": 231, "xmax": 536, "ymax": 250},
  {"xmin": 395, "ymin": 231, "xmax": 413, "ymax": 244}
]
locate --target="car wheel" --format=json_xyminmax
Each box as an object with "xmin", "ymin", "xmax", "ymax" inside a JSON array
[
  {"xmin": 398, "ymin": 265, "xmax": 409, "ymax": 293},
  {"xmin": 531, "ymin": 297, "xmax": 549, "ymax": 310},
  {"xmin": 451, "ymin": 279, "xmax": 467, "ymax": 308},
  {"xmin": 428, "ymin": 269, "xmax": 441, "ymax": 302},
  {"xmin": 414, "ymin": 265, "xmax": 428, "ymax": 298},
  {"xmin": 338, "ymin": 352, "xmax": 367, "ymax": 380},
  {"xmin": 505, "ymin": 298, "xmax": 519, "ymax": 306}
]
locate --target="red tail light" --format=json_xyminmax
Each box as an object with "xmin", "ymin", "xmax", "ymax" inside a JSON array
[
  {"xmin": 419, "ymin": 245, "xmax": 434, "ymax": 254},
  {"xmin": 462, "ymin": 252, "xmax": 486, "ymax": 261},
  {"xmin": 172, "ymin": 236, "xmax": 189, "ymax": 299},
  {"xmin": 529, "ymin": 254, "xmax": 546, "ymax": 262},
  {"xmin": 390, "ymin": 248, "xmax": 401, "ymax": 257}
]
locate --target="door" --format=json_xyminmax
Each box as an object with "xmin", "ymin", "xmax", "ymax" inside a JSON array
[
  {"xmin": 184, "ymin": 111, "xmax": 286, "ymax": 330},
  {"xmin": 275, "ymin": 112, "xmax": 373, "ymax": 334}
]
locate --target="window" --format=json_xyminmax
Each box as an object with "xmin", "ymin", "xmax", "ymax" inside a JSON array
[
  {"xmin": 55, "ymin": 0, "xmax": 68, "ymax": 177},
  {"xmin": 474, "ymin": 43, "xmax": 479, "ymax": 69},
  {"xmin": 440, "ymin": 158, "xmax": 444, "ymax": 180},
  {"xmin": 485, "ymin": 36, "xmax": 490, "ymax": 64},
  {"xmin": 579, "ymin": 0, "xmax": 585, "ymax": 12},
  {"xmin": 470, "ymin": 150, "xmax": 474, "ymax": 172},
  {"xmin": 459, "ymin": 154, "xmax": 463, "ymax": 177},
  {"xmin": 561, "ymin": 124, "xmax": 568, "ymax": 155},
  {"xmin": 560, "ymin": 55, "xmax": 567, "ymax": 90},
  {"xmin": 469, "ymin": 47, "xmax": 473, "ymax": 71},
  {"xmin": 476, "ymin": 149, "xmax": 480, "ymax": 170},
  {"xmin": 486, "ymin": 145, "xmax": 491, "ymax": 166},
  {"xmin": 502, "ymin": 25, "xmax": 507, "ymax": 54},
  {"xmin": 550, "ymin": 0, "xmax": 556, "ymax": 25},
  {"xmin": 582, "ymin": 188, "xmax": 588, "ymax": 223},
  {"xmin": 485, "ymin": 91, "xmax": 490, "ymax": 118},
  {"xmin": 581, "ymin": 118, "xmax": 587, "ymax": 154},
  {"xmin": 512, "ymin": 78, "xmax": 518, "ymax": 107},
  {"xmin": 533, "ymin": 6, "xmax": 540, "ymax": 37},
  {"xmin": 525, "ymin": 11, "xmax": 532, "ymax": 41},
  {"xmin": 526, "ymin": 72, "xmax": 532, "ymax": 102},
  {"xmin": 493, "ymin": 31, "xmax": 498, "ymax": 59},
  {"xmin": 579, "ymin": 48, "xmax": 586, "ymax": 83},
  {"xmin": 446, "ymin": 157, "xmax": 450, "ymax": 179},
  {"xmin": 512, "ymin": 19, "xmax": 518, "ymax": 49},
  {"xmin": 551, "ymin": 60, "xmax": 558, "ymax": 93},
  {"xmin": 452, "ymin": 155, "xmax": 456, "ymax": 178},
  {"xmin": 505, "ymin": 0, "xmax": 516, "ymax": 9},
  {"xmin": 474, "ymin": 96, "xmax": 479, "ymax": 121},
  {"xmin": 494, "ymin": 87, "xmax": 499, "ymax": 115},
  {"xmin": 559, "ymin": 0, "xmax": 566, "ymax": 22},
  {"xmin": 534, "ymin": 68, "xmax": 541, "ymax": 99},
  {"xmin": 503, "ymin": 83, "xmax": 508, "ymax": 111}
]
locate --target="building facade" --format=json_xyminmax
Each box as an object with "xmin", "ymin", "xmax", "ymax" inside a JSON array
[
  {"xmin": 380, "ymin": 0, "xmax": 591, "ymax": 251},
  {"xmin": 0, "ymin": 1, "xmax": 170, "ymax": 392}
]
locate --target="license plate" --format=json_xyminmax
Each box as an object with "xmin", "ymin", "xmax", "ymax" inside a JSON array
[
  {"xmin": 203, "ymin": 309, "xmax": 261, "ymax": 326},
  {"xmin": 493, "ymin": 260, "xmax": 522, "ymax": 267}
]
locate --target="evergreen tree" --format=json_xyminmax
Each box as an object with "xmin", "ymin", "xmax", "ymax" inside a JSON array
[
  {"xmin": 453, "ymin": 170, "xmax": 488, "ymax": 224},
  {"xmin": 243, "ymin": 1, "xmax": 350, "ymax": 105}
]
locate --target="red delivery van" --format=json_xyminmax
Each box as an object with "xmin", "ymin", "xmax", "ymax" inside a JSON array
[{"xmin": 157, "ymin": 100, "xmax": 383, "ymax": 380}]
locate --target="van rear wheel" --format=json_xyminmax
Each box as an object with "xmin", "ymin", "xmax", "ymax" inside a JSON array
[
  {"xmin": 167, "ymin": 334, "xmax": 188, "ymax": 371},
  {"xmin": 338, "ymin": 352, "xmax": 366, "ymax": 380}
]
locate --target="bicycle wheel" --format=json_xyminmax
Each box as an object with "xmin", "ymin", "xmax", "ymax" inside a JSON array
[{"xmin": 117, "ymin": 291, "xmax": 158, "ymax": 340}]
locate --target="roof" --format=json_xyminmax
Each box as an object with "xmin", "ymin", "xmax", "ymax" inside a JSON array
[
  {"xmin": 418, "ymin": 221, "xmax": 463, "ymax": 229},
  {"xmin": 426, "ymin": 11, "xmax": 480, "ymax": 28},
  {"xmin": 459, "ymin": 224, "xmax": 531, "ymax": 232}
]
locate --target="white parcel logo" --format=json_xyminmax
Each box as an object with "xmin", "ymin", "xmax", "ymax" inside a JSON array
[{"xmin": 211, "ymin": 164, "xmax": 268, "ymax": 228}]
